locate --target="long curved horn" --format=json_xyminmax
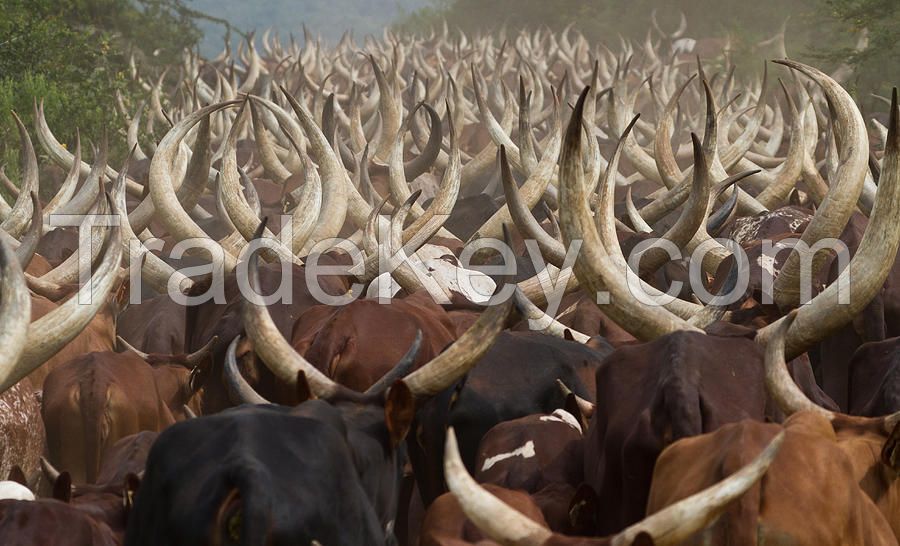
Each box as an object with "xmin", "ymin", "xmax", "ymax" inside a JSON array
[
  {"xmin": 771, "ymin": 61, "xmax": 871, "ymax": 310},
  {"xmin": 280, "ymin": 87, "xmax": 351, "ymax": 253},
  {"xmin": 13, "ymin": 193, "xmax": 42, "ymax": 268},
  {"xmin": 653, "ymin": 74, "xmax": 697, "ymax": 188},
  {"xmin": 288, "ymin": 154, "xmax": 323, "ymax": 255},
  {"xmin": 0, "ymin": 237, "xmax": 30, "ymax": 378},
  {"xmin": 624, "ymin": 186, "xmax": 653, "ymax": 234},
  {"xmin": 224, "ymin": 335, "xmax": 271, "ymax": 405},
  {"xmin": 758, "ymin": 87, "xmax": 900, "ymax": 360},
  {"xmin": 1, "ymin": 112, "xmax": 39, "ymax": 238},
  {"xmin": 219, "ymin": 102, "xmax": 298, "ymax": 265},
  {"xmin": 149, "ymin": 100, "xmax": 242, "ymax": 272},
  {"xmin": 404, "ymin": 102, "xmax": 442, "ymax": 181},
  {"xmin": 42, "ymin": 131, "xmax": 81, "ymax": 224},
  {"xmin": 762, "ymin": 311, "xmax": 833, "ymax": 419},
  {"xmin": 500, "ymin": 146, "xmax": 566, "ymax": 267},
  {"xmin": 559, "ymin": 88, "xmax": 700, "ymax": 340},
  {"xmin": 470, "ymin": 101, "xmax": 561, "ymax": 243},
  {"xmin": 122, "ymin": 111, "xmax": 213, "ymax": 235},
  {"xmin": 369, "ymin": 55, "xmax": 403, "ymax": 162},
  {"xmin": 443, "ymin": 427, "xmax": 552, "ymax": 546},
  {"xmin": 400, "ymin": 109, "xmax": 461, "ymax": 246},
  {"xmin": 593, "ymin": 113, "xmax": 702, "ymax": 321},
  {"xmin": 249, "ymin": 99, "xmax": 292, "ymax": 183},
  {"xmin": 1, "ymin": 208, "xmax": 123, "ymax": 393},
  {"xmin": 34, "ymin": 101, "xmax": 143, "ymax": 198},
  {"xmin": 241, "ymin": 222, "xmax": 344, "ymax": 398},
  {"xmin": 111, "ymin": 147, "xmax": 193, "ymax": 295},
  {"xmin": 637, "ymin": 133, "xmax": 712, "ymax": 275},
  {"xmin": 444, "ymin": 426, "xmax": 784, "ymax": 546},
  {"xmin": 402, "ymin": 227, "xmax": 515, "ymax": 397},
  {"xmin": 54, "ymin": 132, "xmax": 108, "ymax": 219},
  {"xmin": 762, "ymin": 307, "xmax": 900, "ymax": 433},
  {"xmin": 750, "ymin": 79, "xmax": 807, "ymax": 209}
]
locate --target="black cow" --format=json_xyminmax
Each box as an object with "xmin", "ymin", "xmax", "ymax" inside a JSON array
[
  {"xmin": 125, "ymin": 386, "xmax": 414, "ymax": 546},
  {"xmin": 408, "ymin": 330, "xmax": 610, "ymax": 507}
]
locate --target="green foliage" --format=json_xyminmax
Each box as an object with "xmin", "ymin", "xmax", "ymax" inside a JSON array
[
  {"xmin": 818, "ymin": 0, "xmax": 900, "ymax": 100},
  {"xmin": 0, "ymin": 0, "xmax": 210, "ymax": 179}
]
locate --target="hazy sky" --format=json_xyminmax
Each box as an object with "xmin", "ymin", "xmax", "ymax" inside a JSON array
[{"xmin": 189, "ymin": 0, "xmax": 430, "ymax": 54}]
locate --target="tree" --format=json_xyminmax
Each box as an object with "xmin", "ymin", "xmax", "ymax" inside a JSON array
[
  {"xmin": 818, "ymin": 0, "xmax": 899, "ymax": 100},
  {"xmin": 0, "ymin": 0, "xmax": 229, "ymax": 181}
]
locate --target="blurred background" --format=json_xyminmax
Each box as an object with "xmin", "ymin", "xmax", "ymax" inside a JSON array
[{"xmin": 0, "ymin": 0, "xmax": 896, "ymax": 180}]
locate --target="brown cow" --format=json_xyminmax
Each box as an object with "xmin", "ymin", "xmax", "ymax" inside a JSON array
[
  {"xmin": 474, "ymin": 410, "xmax": 585, "ymax": 532},
  {"xmin": 420, "ymin": 484, "xmax": 548, "ymax": 546},
  {"xmin": 0, "ymin": 499, "xmax": 118, "ymax": 545},
  {"xmin": 647, "ymin": 413, "xmax": 899, "ymax": 545},
  {"xmin": 41, "ymin": 346, "xmax": 208, "ymax": 483},
  {"xmin": 27, "ymin": 294, "xmax": 117, "ymax": 389},
  {"xmin": 291, "ymin": 290, "xmax": 460, "ymax": 391},
  {"xmin": 183, "ymin": 260, "xmax": 349, "ymax": 413}
]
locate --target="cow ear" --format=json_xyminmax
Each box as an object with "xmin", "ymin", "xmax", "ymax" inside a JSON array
[
  {"xmin": 296, "ymin": 370, "xmax": 314, "ymax": 403},
  {"xmin": 123, "ymin": 473, "xmax": 141, "ymax": 513},
  {"xmin": 384, "ymin": 380, "xmax": 415, "ymax": 448},
  {"xmin": 7, "ymin": 465, "xmax": 27, "ymax": 487},
  {"xmin": 52, "ymin": 472, "xmax": 72, "ymax": 503},
  {"xmin": 881, "ymin": 419, "xmax": 900, "ymax": 470}
]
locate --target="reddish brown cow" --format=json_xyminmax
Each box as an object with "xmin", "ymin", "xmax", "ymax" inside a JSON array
[
  {"xmin": 647, "ymin": 413, "xmax": 899, "ymax": 545},
  {"xmin": 27, "ymin": 295, "xmax": 117, "ymax": 389},
  {"xmin": 474, "ymin": 410, "xmax": 585, "ymax": 532},
  {"xmin": 0, "ymin": 499, "xmax": 118, "ymax": 545},
  {"xmin": 420, "ymin": 484, "xmax": 548, "ymax": 546},
  {"xmin": 291, "ymin": 290, "xmax": 460, "ymax": 391},
  {"xmin": 41, "ymin": 349, "xmax": 204, "ymax": 483},
  {"xmin": 183, "ymin": 260, "xmax": 349, "ymax": 413}
]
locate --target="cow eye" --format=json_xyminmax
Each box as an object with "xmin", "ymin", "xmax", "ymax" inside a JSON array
[{"xmin": 226, "ymin": 509, "xmax": 241, "ymax": 543}]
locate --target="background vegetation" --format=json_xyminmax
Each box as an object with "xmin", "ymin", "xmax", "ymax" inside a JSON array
[{"xmin": 0, "ymin": 0, "xmax": 223, "ymax": 178}]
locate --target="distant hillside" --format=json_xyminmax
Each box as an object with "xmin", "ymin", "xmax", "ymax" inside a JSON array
[{"xmin": 189, "ymin": 0, "xmax": 432, "ymax": 54}]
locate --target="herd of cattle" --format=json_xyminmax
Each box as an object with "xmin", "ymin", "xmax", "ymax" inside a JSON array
[{"xmin": 0, "ymin": 19, "xmax": 898, "ymax": 545}]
